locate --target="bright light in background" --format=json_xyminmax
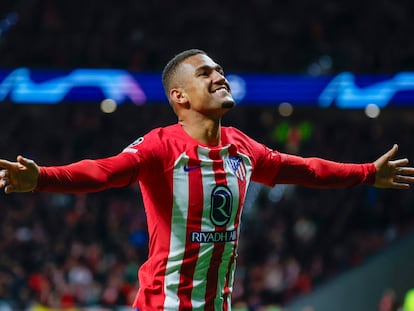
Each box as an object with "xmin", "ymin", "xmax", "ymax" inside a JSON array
[
  {"xmin": 307, "ymin": 55, "xmax": 333, "ymax": 76},
  {"xmin": 226, "ymin": 74, "xmax": 246, "ymax": 102},
  {"xmin": 278, "ymin": 102, "xmax": 293, "ymax": 117},
  {"xmin": 365, "ymin": 103, "xmax": 380, "ymax": 118},
  {"xmin": 100, "ymin": 99, "xmax": 117, "ymax": 113}
]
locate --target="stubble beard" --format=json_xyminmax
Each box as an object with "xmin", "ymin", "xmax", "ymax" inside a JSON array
[{"xmin": 221, "ymin": 100, "xmax": 236, "ymax": 109}]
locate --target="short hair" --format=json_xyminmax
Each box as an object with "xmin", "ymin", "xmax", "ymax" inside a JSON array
[{"xmin": 161, "ymin": 49, "xmax": 207, "ymax": 100}]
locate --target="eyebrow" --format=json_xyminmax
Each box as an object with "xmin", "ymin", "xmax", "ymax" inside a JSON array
[{"xmin": 195, "ymin": 64, "xmax": 224, "ymax": 74}]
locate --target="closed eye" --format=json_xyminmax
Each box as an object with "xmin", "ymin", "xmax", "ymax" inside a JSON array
[{"xmin": 195, "ymin": 65, "xmax": 225, "ymax": 78}]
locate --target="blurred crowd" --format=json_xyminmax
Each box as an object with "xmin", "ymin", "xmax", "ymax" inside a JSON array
[
  {"xmin": 0, "ymin": 0, "xmax": 414, "ymax": 74},
  {"xmin": 0, "ymin": 104, "xmax": 413, "ymax": 310},
  {"xmin": 1, "ymin": 0, "xmax": 414, "ymax": 310}
]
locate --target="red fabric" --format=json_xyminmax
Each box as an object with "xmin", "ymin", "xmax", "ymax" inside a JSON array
[
  {"xmin": 36, "ymin": 128, "xmax": 376, "ymax": 194},
  {"xmin": 274, "ymin": 154, "xmax": 376, "ymax": 188},
  {"xmin": 33, "ymin": 124, "xmax": 377, "ymax": 310},
  {"xmin": 36, "ymin": 152, "xmax": 139, "ymax": 193}
]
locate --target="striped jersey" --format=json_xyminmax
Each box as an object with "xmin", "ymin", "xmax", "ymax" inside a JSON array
[
  {"xmin": 36, "ymin": 123, "xmax": 376, "ymax": 311},
  {"xmin": 127, "ymin": 124, "xmax": 278, "ymax": 310}
]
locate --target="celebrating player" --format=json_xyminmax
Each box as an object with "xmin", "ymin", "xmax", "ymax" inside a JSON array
[{"xmin": 1, "ymin": 49, "xmax": 414, "ymax": 311}]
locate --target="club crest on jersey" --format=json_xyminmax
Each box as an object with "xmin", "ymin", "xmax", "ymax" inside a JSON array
[
  {"xmin": 227, "ymin": 156, "xmax": 246, "ymax": 181},
  {"xmin": 210, "ymin": 185, "xmax": 232, "ymax": 227}
]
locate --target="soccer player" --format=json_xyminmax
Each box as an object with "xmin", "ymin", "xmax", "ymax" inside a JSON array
[{"xmin": 1, "ymin": 49, "xmax": 414, "ymax": 311}]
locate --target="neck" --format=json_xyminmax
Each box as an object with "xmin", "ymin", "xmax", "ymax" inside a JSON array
[{"xmin": 179, "ymin": 117, "xmax": 221, "ymax": 146}]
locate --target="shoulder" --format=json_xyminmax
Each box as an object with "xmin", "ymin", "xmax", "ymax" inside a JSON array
[
  {"xmin": 222, "ymin": 125, "xmax": 280, "ymax": 160},
  {"xmin": 143, "ymin": 124, "xmax": 180, "ymax": 139},
  {"xmin": 122, "ymin": 124, "xmax": 177, "ymax": 154},
  {"xmin": 128, "ymin": 124, "xmax": 179, "ymax": 146},
  {"xmin": 221, "ymin": 126, "xmax": 260, "ymax": 146},
  {"xmin": 222, "ymin": 126, "xmax": 249, "ymax": 138}
]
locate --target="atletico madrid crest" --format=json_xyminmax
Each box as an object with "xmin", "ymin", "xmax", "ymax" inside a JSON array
[{"xmin": 227, "ymin": 156, "xmax": 246, "ymax": 181}]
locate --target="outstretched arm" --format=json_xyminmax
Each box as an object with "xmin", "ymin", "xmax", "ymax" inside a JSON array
[
  {"xmin": 373, "ymin": 144, "xmax": 414, "ymax": 189},
  {"xmin": 0, "ymin": 156, "xmax": 39, "ymax": 193},
  {"xmin": 270, "ymin": 144, "xmax": 414, "ymax": 189},
  {"xmin": 0, "ymin": 153, "xmax": 139, "ymax": 194}
]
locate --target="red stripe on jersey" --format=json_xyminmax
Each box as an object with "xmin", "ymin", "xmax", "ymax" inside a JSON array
[
  {"xmin": 223, "ymin": 154, "xmax": 247, "ymax": 311},
  {"xmin": 204, "ymin": 149, "xmax": 228, "ymax": 310},
  {"xmin": 135, "ymin": 168, "xmax": 174, "ymax": 310},
  {"xmin": 219, "ymin": 149, "xmax": 247, "ymax": 311},
  {"xmin": 177, "ymin": 156, "xmax": 203, "ymax": 310}
]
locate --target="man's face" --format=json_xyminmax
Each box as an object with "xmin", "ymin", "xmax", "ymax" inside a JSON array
[{"xmin": 176, "ymin": 53, "xmax": 235, "ymax": 117}]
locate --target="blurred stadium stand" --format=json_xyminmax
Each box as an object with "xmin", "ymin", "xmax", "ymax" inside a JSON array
[{"xmin": 0, "ymin": 0, "xmax": 414, "ymax": 310}]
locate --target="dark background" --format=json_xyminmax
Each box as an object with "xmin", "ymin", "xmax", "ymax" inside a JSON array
[{"xmin": 0, "ymin": 1, "xmax": 413, "ymax": 310}]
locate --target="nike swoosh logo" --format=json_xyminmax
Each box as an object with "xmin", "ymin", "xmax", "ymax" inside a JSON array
[{"xmin": 183, "ymin": 165, "xmax": 201, "ymax": 172}]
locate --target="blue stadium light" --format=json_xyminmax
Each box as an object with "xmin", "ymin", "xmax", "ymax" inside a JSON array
[{"xmin": 0, "ymin": 68, "xmax": 414, "ymax": 108}]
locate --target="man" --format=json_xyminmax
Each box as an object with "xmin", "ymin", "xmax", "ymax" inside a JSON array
[{"xmin": 1, "ymin": 49, "xmax": 414, "ymax": 311}]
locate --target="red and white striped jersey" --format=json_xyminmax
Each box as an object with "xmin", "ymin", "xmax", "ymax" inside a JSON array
[
  {"xmin": 36, "ymin": 123, "xmax": 376, "ymax": 311},
  {"xmin": 121, "ymin": 124, "xmax": 375, "ymax": 310},
  {"xmin": 126, "ymin": 124, "xmax": 280, "ymax": 310}
]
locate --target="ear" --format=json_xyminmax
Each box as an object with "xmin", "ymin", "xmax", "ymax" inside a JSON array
[{"xmin": 170, "ymin": 88, "xmax": 189, "ymax": 108}]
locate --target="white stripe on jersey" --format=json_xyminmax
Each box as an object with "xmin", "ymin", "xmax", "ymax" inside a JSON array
[
  {"xmin": 164, "ymin": 152, "xmax": 191, "ymax": 310},
  {"xmin": 164, "ymin": 145, "xmax": 252, "ymax": 310},
  {"xmin": 190, "ymin": 147, "xmax": 215, "ymax": 309},
  {"xmin": 213, "ymin": 148, "xmax": 240, "ymax": 310}
]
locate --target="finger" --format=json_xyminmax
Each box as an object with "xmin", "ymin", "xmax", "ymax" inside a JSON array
[
  {"xmin": 395, "ymin": 175, "xmax": 414, "ymax": 184},
  {"xmin": 0, "ymin": 159, "xmax": 14, "ymax": 169},
  {"xmin": 390, "ymin": 182, "xmax": 410, "ymax": 190},
  {"xmin": 0, "ymin": 172, "xmax": 9, "ymax": 188},
  {"xmin": 17, "ymin": 155, "xmax": 36, "ymax": 169},
  {"xmin": 396, "ymin": 167, "xmax": 414, "ymax": 175},
  {"xmin": 390, "ymin": 158, "xmax": 409, "ymax": 167},
  {"xmin": 385, "ymin": 144, "xmax": 399, "ymax": 160},
  {"xmin": 374, "ymin": 144, "xmax": 399, "ymax": 169},
  {"xmin": 4, "ymin": 184, "xmax": 13, "ymax": 194}
]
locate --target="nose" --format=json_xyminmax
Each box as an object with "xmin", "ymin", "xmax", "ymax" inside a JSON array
[{"xmin": 212, "ymin": 70, "xmax": 226, "ymax": 83}]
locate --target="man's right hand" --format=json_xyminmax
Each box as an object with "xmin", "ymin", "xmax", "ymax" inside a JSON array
[{"xmin": 0, "ymin": 156, "xmax": 40, "ymax": 193}]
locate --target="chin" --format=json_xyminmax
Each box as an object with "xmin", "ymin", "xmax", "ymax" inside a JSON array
[{"xmin": 221, "ymin": 100, "xmax": 236, "ymax": 109}]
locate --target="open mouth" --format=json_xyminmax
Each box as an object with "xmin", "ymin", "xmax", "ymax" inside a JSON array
[{"xmin": 211, "ymin": 86, "xmax": 229, "ymax": 94}]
